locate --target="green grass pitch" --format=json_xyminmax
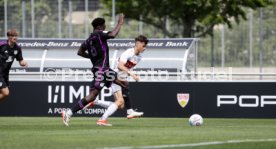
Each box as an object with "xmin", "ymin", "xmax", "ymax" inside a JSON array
[{"xmin": 0, "ymin": 117, "xmax": 276, "ymax": 149}]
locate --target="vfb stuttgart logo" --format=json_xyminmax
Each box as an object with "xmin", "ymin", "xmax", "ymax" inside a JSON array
[{"xmin": 177, "ymin": 93, "xmax": 190, "ymax": 108}]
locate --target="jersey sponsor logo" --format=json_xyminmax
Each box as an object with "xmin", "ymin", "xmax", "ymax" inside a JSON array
[
  {"xmin": 177, "ymin": 93, "xmax": 190, "ymax": 108},
  {"xmin": 14, "ymin": 50, "xmax": 18, "ymax": 55},
  {"xmin": 125, "ymin": 60, "xmax": 137, "ymax": 69},
  {"xmin": 6, "ymin": 56, "xmax": 13, "ymax": 62}
]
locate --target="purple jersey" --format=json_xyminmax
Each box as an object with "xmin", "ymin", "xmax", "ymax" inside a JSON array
[
  {"xmin": 80, "ymin": 31, "xmax": 114, "ymax": 71},
  {"xmin": 0, "ymin": 40, "xmax": 23, "ymax": 75}
]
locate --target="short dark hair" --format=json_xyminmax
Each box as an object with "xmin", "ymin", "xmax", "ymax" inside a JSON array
[
  {"xmin": 7, "ymin": 29, "xmax": 19, "ymax": 37},
  {"xmin": 91, "ymin": 18, "xmax": 105, "ymax": 29},
  {"xmin": 135, "ymin": 35, "xmax": 149, "ymax": 45}
]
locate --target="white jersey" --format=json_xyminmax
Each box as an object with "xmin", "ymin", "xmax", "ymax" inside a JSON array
[
  {"xmin": 116, "ymin": 48, "xmax": 142, "ymax": 72},
  {"xmin": 111, "ymin": 48, "xmax": 142, "ymax": 93}
]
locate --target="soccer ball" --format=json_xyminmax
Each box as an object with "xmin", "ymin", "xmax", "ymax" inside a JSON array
[{"xmin": 189, "ymin": 114, "xmax": 203, "ymax": 126}]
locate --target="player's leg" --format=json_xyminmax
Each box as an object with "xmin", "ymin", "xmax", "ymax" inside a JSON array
[
  {"xmin": 0, "ymin": 87, "xmax": 9, "ymax": 103},
  {"xmin": 92, "ymin": 83, "xmax": 121, "ymax": 109},
  {"xmin": 83, "ymin": 97, "xmax": 114, "ymax": 109},
  {"xmin": 96, "ymin": 81, "xmax": 123, "ymax": 126},
  {"xmin": 73, "ymin": 88, "xmax": 100, "ymax": 112},
  {"xmin": 97, "ymin": 90, "xmax": 124, "ymax": 126},
  {"xmin": 62, "ymin": 68, "xmax": 111, "ymax": 126},
  {"xmin": 122, "ymin": 87, "xmax": 144, "ymax": 119},
  {"xmin": 62, "ymin": 81, "xmax": 101, "ymax": 126},
  {"xmin": 62, "ymin": 88, "xmax": 100, "ymax": 126},
  {"xmin": 122, "ymin": 87, "xmax": 132, "ymax": 110},
  {"xmin": 83, "ymin": 78, "xmax": 128, "ymax": 113},
  {"xmin": 83, "ymin": 70, "xmax": 118, "ymax": 110},
  {"xmin": 114, "ymin": 79, "xmax": 144, "ymax": 118},
  {"xmin": 0, "ymin": 76, "xmax": 10, "ymax": 103}
]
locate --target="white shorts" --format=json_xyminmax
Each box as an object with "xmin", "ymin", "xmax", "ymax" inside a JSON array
[{"xmin": 111, "ymin": 83, "xmax": 122, "ymax": 94}]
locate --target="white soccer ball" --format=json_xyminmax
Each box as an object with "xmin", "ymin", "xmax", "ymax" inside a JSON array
[{"xmin": 189, "ymin": 114, "xmax": 203, "ymax": 126}]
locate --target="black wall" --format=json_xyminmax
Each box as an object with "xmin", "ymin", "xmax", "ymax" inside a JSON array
[{"xmin": 0, "ymin": 81, "xmax": 275, "ymax": 118}]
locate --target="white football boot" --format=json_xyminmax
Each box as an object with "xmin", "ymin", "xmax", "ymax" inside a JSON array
[
  {"xmin": 62, "ymin": 110, "xmax": 71, "ymax": 126},
  {"xmin": 127, "ymin": 109, "xmax": 144, "ymax": 119}
]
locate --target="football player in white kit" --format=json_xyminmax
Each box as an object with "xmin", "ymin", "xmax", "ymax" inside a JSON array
[{"xmin": 86, "ymin": 35, "xmax": 148, "ymax": 126}]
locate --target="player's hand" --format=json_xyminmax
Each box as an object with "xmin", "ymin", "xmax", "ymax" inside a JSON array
[
  {"xmin": 19, "ymin": 60, "xmax": 28, "ymax": 67},
  {"xmin": 118, "ymin": 13, "xmax": 124, "ymax": 25},
  {"xmin": 130, "ymin": 73, "xmax": 140, "ymax": 82},
  {"xmin": 133, "ymin": 75, "xmax": 140, "ymax": 82}
]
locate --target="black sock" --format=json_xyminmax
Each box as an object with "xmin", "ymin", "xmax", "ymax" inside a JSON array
[
  {"xmin": 124, "ymin": 96, "xmax": 132, "ymax": 109},
  {"xmin": 123, "ymin": 89, "xmax": 132, "ymax": 109},
  {"xmin": 71, "ymin": 98, "xmax": 89, "ymax": 113}
]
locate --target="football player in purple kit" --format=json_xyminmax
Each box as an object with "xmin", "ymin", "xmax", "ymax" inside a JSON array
[
  {"xmin": 84, "ymin": 35, "xmax": 148, "ymax": 126},
  {"xmin": 0, "ymin": 29, "xmax": 28, "ymax": 103},
  {"xmin": 62, "ymin": 14, "xmax": 127, "ymax": 126}
]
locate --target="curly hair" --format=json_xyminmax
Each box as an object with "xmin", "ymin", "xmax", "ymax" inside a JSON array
[{"xmin": 91, "ymin": 18, "xmax": 105, "ymax": 29}]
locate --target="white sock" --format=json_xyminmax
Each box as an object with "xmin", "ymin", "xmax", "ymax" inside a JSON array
[
  {"xmin": 127, "ymin": 109, "xmax": 134, "ymax": 115},
  {"xmin": 101, "ymin": 103, "xmax": 118, "ymax": 120},
  {"xmin": 94, "ymin": 100, "xmax": 113, "ymax": 109}
]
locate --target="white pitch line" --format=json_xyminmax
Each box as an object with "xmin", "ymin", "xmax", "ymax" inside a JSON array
[{"xmin": 99, "ymin": 138, "xmax": 276, "ymax": 149}]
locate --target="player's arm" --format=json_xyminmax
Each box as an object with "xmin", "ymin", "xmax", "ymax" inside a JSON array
[
  {"xmin": 118, "ymin": 61, "xmax": 139, "ymax": 81},
  {"xmin": 77, "ymin": 42, "xmax": 90, "ymax": 59},
  {"xmin": 77, "ymin": 47, "xmax": 90, "ymax": 59},
  {"xmin": 16, "ymin": 47, "xmax": 28, "ymax": 67},
  {"xmin": 0, "ymin": 46, "xmax": 4, "ymax": 63},
  {"xmin": 108, "ymin": 13, "xmax": 124, "ymax": 38},
  {"xmin": 19, "ymin": 60, "xmax": 28, "ymax": 67}
]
